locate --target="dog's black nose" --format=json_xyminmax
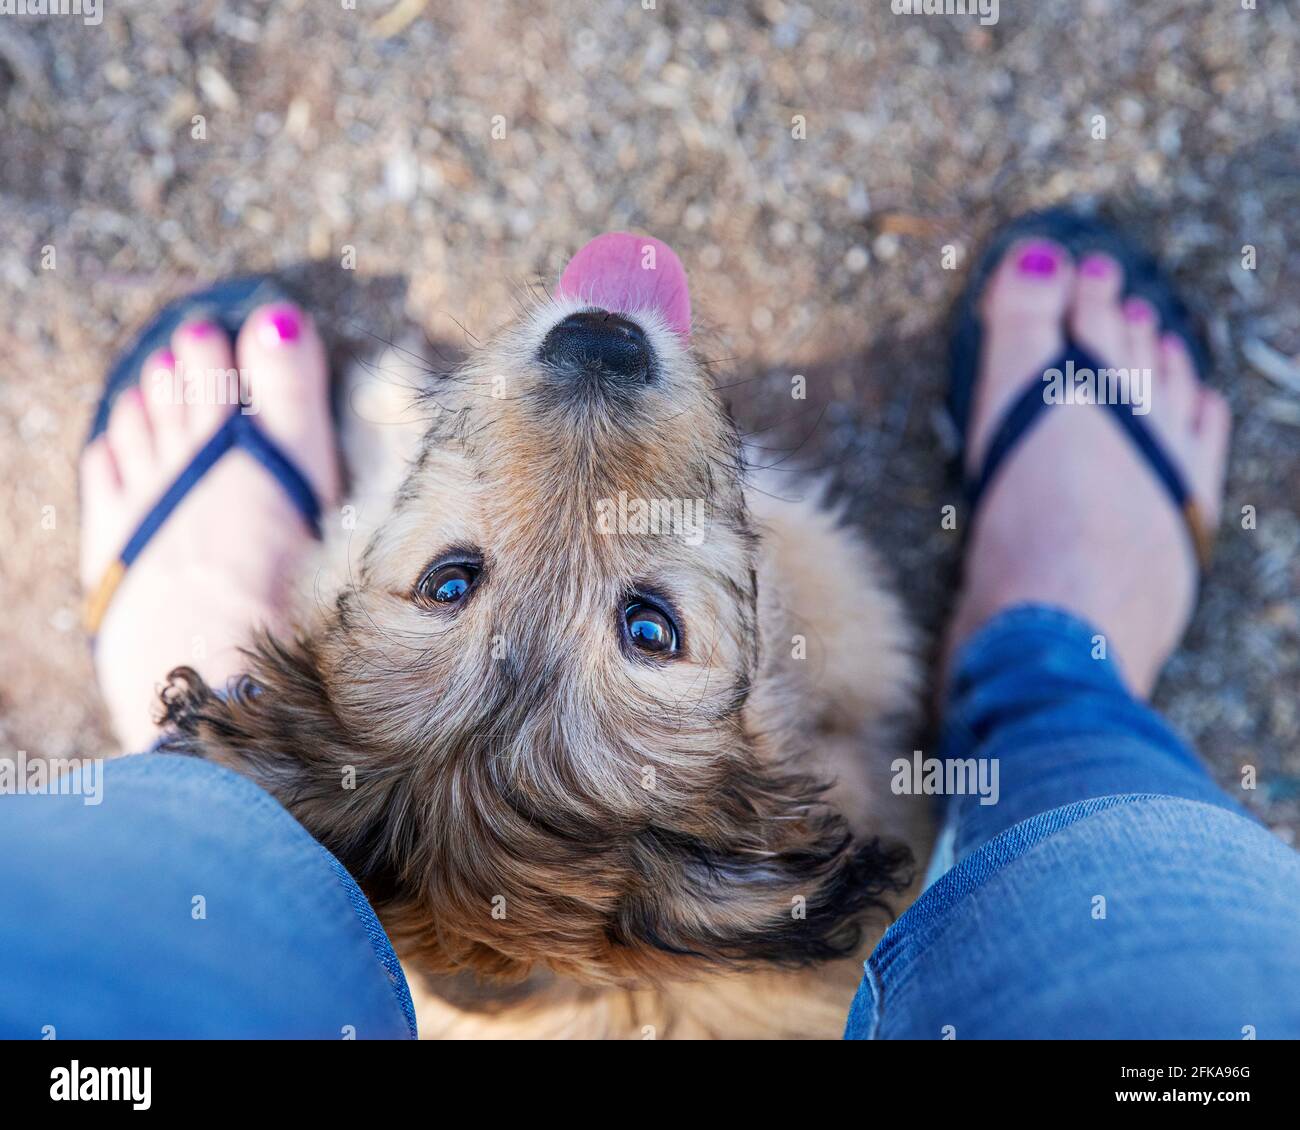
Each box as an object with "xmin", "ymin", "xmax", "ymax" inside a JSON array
[{"xmin": 538, "ymin": 310, "xmax": 652, "ymax": 383}]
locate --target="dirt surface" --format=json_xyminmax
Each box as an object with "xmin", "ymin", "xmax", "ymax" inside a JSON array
[{"xmin": 1, "ymin": 0, "xmax": 1297, "ymax": 836}]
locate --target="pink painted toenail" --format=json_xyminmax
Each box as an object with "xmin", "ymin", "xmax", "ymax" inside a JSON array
[
  {"xmin": 258, "ymin": 306, "xmax": 302, "ymax": 347},
  {"xmin": 1080, "ymin": 254, "xmax": 1112, "ymax": 278},
  {"xmin": 156, "ymin": 349, "xmax": 175, "ymax": 368},
  {"xmin": 1016, "ymin": 243, "xmax": 1058, "ymax": 277},
  {"xmin": 1124, "ymin": 298, "xmax": 1153, "ymax": 323},
  {"xmin": 182, "ymin": 320, "xmax": 218, "ymax": 340}
]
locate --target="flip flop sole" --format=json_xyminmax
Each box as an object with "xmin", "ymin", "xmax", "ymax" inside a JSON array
[
  {"xmin": 89, "ymin": 276, "xmax": 301, "ymax": 443},
  {"xmin": 948, "ymin": 207, "xmax": 1212, "ymax": 446},
  {"xmin": 83, "ymin": 277, "xmax": 323, "ymax": 636},
  {"xmin": 947, "ymin": 207, "xmax": 1217, "ymax": 570}
]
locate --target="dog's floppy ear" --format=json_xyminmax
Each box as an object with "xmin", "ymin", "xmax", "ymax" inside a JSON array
[
  {"xmin": 156, "ymin": 631, "xmax": 402, "ymax": 888},
  {"xmin": 615, "ymin": 764, "xmax": 912, "ymax": 972}
]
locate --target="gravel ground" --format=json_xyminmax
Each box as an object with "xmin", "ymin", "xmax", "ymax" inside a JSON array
[{"xmin": 1, "ymin": 0, "xmax": 1296, "ymax": 837}]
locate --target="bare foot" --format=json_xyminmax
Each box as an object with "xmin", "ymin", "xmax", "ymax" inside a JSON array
[
  {"xmin": 80, "ymin": 302, "xmax": 339, "ymax": 752},
  {"xmin": 945, "ymin": 240, "xmax": 1231, "ymax": 698}
]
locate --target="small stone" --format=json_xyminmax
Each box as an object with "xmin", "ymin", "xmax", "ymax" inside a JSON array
[
  {"xmin": 872, "ymin": 233, "xmax": 899, "ymax": 262},
  {"xmin": 196, "ymin": 65, "xmax": 239, "ymax": 111},
  {"xmin": 385, "ymin": 146, "xmax": 419, "ymax": 203},
  {"xmin": 104, "ymin": 60, "xmax": 133, "ymax": 90}
]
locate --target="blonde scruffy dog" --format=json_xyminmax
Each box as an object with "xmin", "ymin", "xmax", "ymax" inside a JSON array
[{"xmin": 161, "ymin": 234, "xmax": 923, "ymax": 1038}]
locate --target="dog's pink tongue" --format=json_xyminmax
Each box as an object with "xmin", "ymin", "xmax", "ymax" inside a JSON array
[{"xmin": 558, "ymin": 232, "xmax": 691, "ymax": 339}]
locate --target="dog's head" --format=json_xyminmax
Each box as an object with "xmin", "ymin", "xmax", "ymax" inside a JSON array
[{"xmin": 162, "ymin": 234, "xmax": 909, "ymax": 985}]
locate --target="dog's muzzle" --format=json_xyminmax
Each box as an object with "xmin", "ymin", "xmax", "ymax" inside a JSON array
[{"xmin": 538, "ymin": 309, "xmax": 653, "ymax": 385}]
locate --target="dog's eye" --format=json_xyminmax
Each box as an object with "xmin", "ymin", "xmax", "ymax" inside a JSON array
[
  {"xmin": 624, "ymin": 601, "xmax": 679, "ymax": 655},
  {"xmin": 417, "ymin": 563, "xmax": 479, "ymax": 605}
]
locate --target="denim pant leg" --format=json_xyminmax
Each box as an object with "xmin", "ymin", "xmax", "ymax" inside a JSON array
[
  {"xmin": 846, "ymin": 605, "xmax": 1300, "ymax": 1040},
  {"xmin": 0, "ymin": 754, "xmax": 416, "ymax": 1039}
]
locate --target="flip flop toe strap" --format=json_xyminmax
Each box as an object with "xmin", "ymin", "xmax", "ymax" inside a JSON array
[
  {"xmin": 83, "ymin": 412, "xmax": 322, "ymax": 634},
  {"xmin": 966, "ymin": 345, "xmax": 1214, "ymax": 572}
]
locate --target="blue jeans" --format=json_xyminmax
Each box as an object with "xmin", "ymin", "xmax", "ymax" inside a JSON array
[
  {"xmin": 0, "ymin": 753, "xmax": 415, "ymax": 1039},
  {"xmin": 845, "ymin": 605, "xmax": 1300, "ymax": 1039},
  {"xmin": 2, "ymin": 607, "xmax": 1297, "ymax": 1039}
]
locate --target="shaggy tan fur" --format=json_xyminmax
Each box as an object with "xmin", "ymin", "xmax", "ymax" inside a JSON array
[{"xmin": 159, "ymin": 291, "xmax": 926, "ymax": 1039}]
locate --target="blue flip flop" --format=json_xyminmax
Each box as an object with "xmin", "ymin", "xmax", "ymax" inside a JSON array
[
  {"xmin": 83, "ymin": 277, "xmax": 324, "ymax": 635},
  {"xmin": 949, "ymin": 208, "xmax": 1216, "ymax": 571}
]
